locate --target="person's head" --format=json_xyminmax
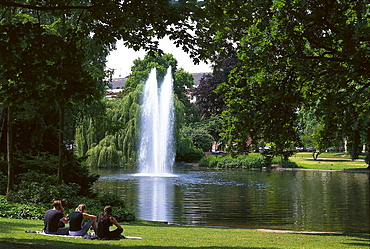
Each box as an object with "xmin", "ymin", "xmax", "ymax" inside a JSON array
[
  {"xmin": 75, "ymin": 204, "xmax": 87, "ymax": 213},
  {"xmin": 52, "ymin": 200, "xmax": 63, "ymax": 211},
  {"xmin": 103, "ymin": 205, "xmax": 112, "ymax": 215}
]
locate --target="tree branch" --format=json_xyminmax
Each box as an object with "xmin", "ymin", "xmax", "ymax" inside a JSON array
[{"xmin": 0, "ymin": 1, "xmax": 95, "ymax": 11}]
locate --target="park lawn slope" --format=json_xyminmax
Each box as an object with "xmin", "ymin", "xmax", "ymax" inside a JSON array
[
  {"xmin": 0, "ymin": 218, "xmax": 369, "ymax": 249},
  {"xmin": 288, "ymin": 157, "xmax": 368, "ymax": 171}
]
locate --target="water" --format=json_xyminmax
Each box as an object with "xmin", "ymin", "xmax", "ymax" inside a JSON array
[
  {"xmin": 138, "ymin": 67, "xmax": 175, "ymax": 176},
  {"xmin": 91, "ymin": 168, "xmax": 370, "ymax": 233}
]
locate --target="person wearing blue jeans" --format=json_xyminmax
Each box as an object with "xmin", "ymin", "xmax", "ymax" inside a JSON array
[{"xmin": 69, "ymin": 204, "xmax": 97, "ymax": 236}]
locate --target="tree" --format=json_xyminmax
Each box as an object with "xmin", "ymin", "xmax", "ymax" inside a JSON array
[
  {"xmin": 0, "ymin": 0, "xmax": 206, "ymax": 194},
  {"xmin": 192, "ymin": 0, "xmax": 369, "ymax": 164},
  {"xmin": 193, "ymin": 58, "xmax": 238, "ymax": 119}
]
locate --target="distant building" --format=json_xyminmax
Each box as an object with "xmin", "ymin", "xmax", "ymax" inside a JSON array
[
  {"xmin": 106, "ymin": 77, "xmax": 127, "ymax": 99},
  {"xmin": 106, "ymin": 72, "xmax": 211, "ymax": 99}
]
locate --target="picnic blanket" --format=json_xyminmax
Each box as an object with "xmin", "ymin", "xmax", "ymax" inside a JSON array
[{"xmin": 25, "ymin": 230, "xmax": 142, "ymax": 240}]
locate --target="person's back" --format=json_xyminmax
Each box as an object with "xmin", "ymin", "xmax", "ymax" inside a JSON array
[
  {"xmin": 97, "ymin": 214, "xmax": 112, "ymax": 238},
  {"xmin": 43, "ymin": 200, "xmax": 69, "ymax": 235},
  {"xmin": 68, "ymin": 204, "xmax": 97, "ymax": 236},
  {"xmin": 96, "ymin": 206, "xmax": 123, "ymax": 239},
  {"xmin": 69, "ymin": 211, "xmax": 84, "ymax": 232},
  {"xmin": 44, "ymin": 209, "xmax": 63, "ymax": 234}
]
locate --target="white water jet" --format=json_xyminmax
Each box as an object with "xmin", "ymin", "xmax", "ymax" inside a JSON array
[{"xmin": 137, "ymin": 67, "xmax": 175, "ymax": 176}]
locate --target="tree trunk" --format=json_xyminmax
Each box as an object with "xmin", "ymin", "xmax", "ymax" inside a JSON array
[
  {"xmin": 6, "ymin": 106, "xmax": 14, "ymax": 198},
  {"xmin": 57, "ymin": 107, "xmax": 64, "ymax": 184},
  {"xmin": 349, "ymin": 130, "xmax": 360, "ymax": 160}
]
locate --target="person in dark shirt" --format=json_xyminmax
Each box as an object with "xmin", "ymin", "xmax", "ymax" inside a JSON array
[
  {"xmin": 69, "ymin": 204, "xmax": 97, "ymax": 236},
  {"xmin": 43, "ymin": 200, "xmax": 69, "ymax": 235},
  {"xmin": 97, "ymin": 205, "xmax": 124, "ymax": 239}
]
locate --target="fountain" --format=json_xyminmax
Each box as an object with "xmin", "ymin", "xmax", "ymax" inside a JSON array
[{"xmin": 137, "ymin": 67, "xmax": 175, "ymax": 176}]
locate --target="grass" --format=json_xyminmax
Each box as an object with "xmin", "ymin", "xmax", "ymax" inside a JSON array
[
  {"xmin": 0, "ymin": 218, "xmax": 369, "ymax": 249},
  {"xmin": 289, "ymin": 152, "xmax": 368, "ymax": 171},
  {"xmin": 292, "ymin": 152, "xmax": 365, "ymax": 160}
]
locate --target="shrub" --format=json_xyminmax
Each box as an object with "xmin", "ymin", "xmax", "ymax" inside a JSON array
[
  {"xmin": 200, "ymin": 154, "xmax": 269, "ymax": 169},
  {"xmin": 8, "ymin": 180, "xmax": 79, "ymax": 205},
  {"xmin": 98, "ymin": 193, "xmax": 125, "ymax": 207},
  {"xmin": 112, "ymin": 207, "xmax": 136, "ymax": 222},
  {"xmin": 15, "ymin": 151, "xmax": 99, "ymax": 198},
  {"xmin": 0, "ymin": 195, "xmax": 46, "ymax": 220},
  {"xmin": 277, "ymin": 160, "xmax": 299, "ymax": 168}
]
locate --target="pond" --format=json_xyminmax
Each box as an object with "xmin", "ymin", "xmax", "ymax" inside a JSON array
[{"xmin": 90, "ymin": 168, "xmax": 369, "ymax": 233}]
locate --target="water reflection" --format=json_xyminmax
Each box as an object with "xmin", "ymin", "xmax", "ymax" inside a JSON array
[
  {"xmin": 137, "ymin": 176, "xmax": 174, "ymax": 222},
  {"xmin": 91, "ymin": 168, "xmax": 369, "ymax": 233}
]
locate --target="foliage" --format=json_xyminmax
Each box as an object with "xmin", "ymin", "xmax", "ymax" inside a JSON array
[
  {"xmin": 76, "ymin": 96, "xmax": 140, "ymax": 167},
  {"xmin": 0, "ymin": 196, "xmax": 46, "ymax": 220},
  {"xmin": 193, "ymin": 58, "xmax": 239, "ymax": 118},
  {"xmin": 15, "ymin": 151, "xmax": 99, "ymax": 195},
  {"xmin": 181, "ymin": 126, "xmax": 213, "ymax": 152},
  {"xmin": 0, "ymin": 151, "xmax": 99, "ymax": 203},
  {"xmin": 192, "ymin": 0, "xmax": 370, "ymax": 165},
  {"xmin": 175, "ymin": 128, "xmax": 204, "ymax": 162},
  {"xmin": 7, "ymin": 181, "xmax": 78, "ymax": 207},
  {"xmin": 0, "ymin": 170, "xmax": 7, "ymax": 194},
  {"xmin": 199, "ymin": 154, "xmax": 272, "ymax": 169},
  {"xmin": 0, "ymin": 0, "xmax": 206, "ymax": 193}
]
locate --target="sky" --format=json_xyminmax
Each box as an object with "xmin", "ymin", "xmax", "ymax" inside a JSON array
[{"xmin": 106, "ymin": 37, "xmax": 213, "ymax": 78}]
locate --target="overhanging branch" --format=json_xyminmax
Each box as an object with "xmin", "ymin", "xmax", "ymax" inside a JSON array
[{"xmin": 0, "ymin": 1, "xmax": 96, "ymax": 11}]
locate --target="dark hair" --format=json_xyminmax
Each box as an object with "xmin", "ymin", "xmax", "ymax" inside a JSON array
[
  {"xmin": 52, "ymin": 200, "xmax": 62, "ymax": 209},
  {"xmin": 104, "ymin": 205, "xmax": 112, "ymax": 215}
]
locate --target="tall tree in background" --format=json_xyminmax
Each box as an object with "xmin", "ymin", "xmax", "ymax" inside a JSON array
[
  {"xmin": 193, "ymin": 0, "xmax": 369, "ymax": 161},
  {"xmin": 193, "ymin": 58, "xmax": 238, "ymax": 119}
]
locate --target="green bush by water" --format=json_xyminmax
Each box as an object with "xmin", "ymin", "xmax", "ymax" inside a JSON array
[
  {"xmin": 199, "ymin": 154, "xmax": 271, "ymax": 169},
  {"xmin": 199, "ymin": 153, "xmax": 300, "ymax": 169}
]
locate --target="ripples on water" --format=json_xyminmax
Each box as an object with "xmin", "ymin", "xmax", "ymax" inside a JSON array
[{"xmin": 92, "ymin": 168, "xmax": 369, "ymax": 233}]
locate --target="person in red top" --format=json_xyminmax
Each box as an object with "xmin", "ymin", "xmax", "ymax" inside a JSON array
[
  {"xmin": 97, "ymin": 205, "xmax": 124, "ymax": 239},
  {"xmin": 42, "ymin": 200, "xmax": 69, "ymax": 235}
]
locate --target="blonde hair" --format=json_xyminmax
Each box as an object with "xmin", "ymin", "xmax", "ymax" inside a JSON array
[{"xmin": 75, "ymin": 204, "xmax": 87, "ymax": 213}]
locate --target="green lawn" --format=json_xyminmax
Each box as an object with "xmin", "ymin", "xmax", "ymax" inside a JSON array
[
  {"xmin": 289, "ymin": 152, "xmax": 368, "ymax": 171},
  {"xmin": 0, "ymin": 218, "xmax": 369, "ymax": 248},
  {"xmin": 293, "ymin": 152, "xmax": 366, "ymax": 160}
]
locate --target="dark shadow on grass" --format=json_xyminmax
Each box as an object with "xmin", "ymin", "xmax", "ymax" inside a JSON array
[
  {"xmin": 292, "ymin": 232, "xmax": 370, "ymax": 248},
  {"xmin": 0, "ymin": 238, "xmax": 277, "ymax": 249}
]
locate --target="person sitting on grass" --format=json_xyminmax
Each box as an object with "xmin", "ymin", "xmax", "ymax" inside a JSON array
[
  {"xmin": 69, "ymin": 204, "xmax": 97, "ymax": 236},
  {"xmin": 97, "ymin": 205, "xmax": 124, "ymax": 239},
  {"xmin": 43, "ymin": 200, "xmax": 69, "ymax": 235}
]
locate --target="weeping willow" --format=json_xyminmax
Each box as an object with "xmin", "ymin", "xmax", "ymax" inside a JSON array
[
  {"xmin": 75, "ymin": 82, "xmax": 141, "ymax": 167},
  {"xmin": 75, "ymin": 83, "xmax": 185, "ymax": 168}
]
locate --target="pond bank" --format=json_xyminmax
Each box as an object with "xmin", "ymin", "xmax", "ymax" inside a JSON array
[{"xmin": 184, "ymin": 162, "xmax": 370, "ymax": 174}]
